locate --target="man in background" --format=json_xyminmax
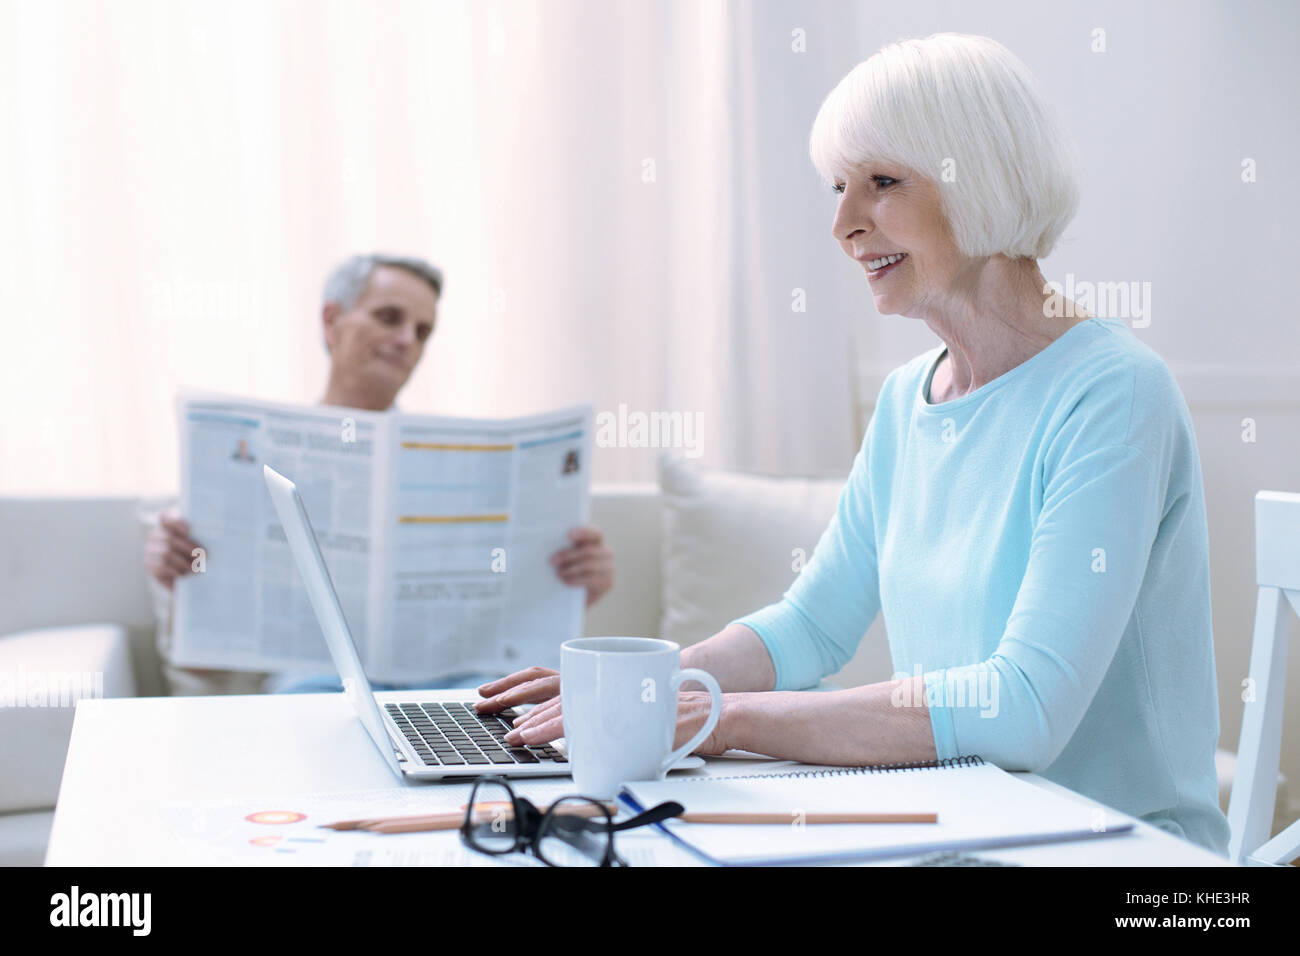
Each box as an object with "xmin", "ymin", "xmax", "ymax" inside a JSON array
[{"xmin": 143, "ymin": 252, "xmax": 614, "ymax": 695}]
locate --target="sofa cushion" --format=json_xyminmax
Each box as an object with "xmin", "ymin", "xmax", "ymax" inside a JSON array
[
  {"xmin": 657, "ymin": 457, "xmax": 896, "ymax": 688},
  {"xmin": 658, "ymin": 456, "xmax": 846, "ymax": 647},
  {"xmin": 584, "ymin": 484, "xmax": 664, "ymax": 640}
]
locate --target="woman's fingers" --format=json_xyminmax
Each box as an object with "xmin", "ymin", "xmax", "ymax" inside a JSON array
[
  {"xmin": 476, "ymin": 666, "xmax": 557, "ymax": 697},
  {"xmin": 509, "ymin": 695, "xmax": 562, "ymax": 731},
  {"xmin": 504, "ymin": 692, "xmax": 723, "ymax": 751},
  {"xmin": 504, "ymin": 710, "xmax": 565, "ymax": 746},
  {"xmin": 474, "ymin": 668, "xmax": 560, "ymax": 713},
  {"xmin": 491, "ymin": 688, "xmax": 723, "ymax": 751}
]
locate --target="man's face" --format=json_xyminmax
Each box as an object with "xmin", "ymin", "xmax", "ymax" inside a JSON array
[{"xmin": 323, "ymin": 265, "xmax": 439, "ymax": 391}]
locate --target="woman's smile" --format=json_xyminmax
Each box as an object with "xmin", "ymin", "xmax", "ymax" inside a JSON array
[{"xmin": 860, "ymin": 251, "xmax": 909, "ymax": 280}]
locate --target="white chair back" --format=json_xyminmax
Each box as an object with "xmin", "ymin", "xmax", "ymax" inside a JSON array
[{"xmin": 1226, "ymin": 490, "xmax": 1300, "ymax": 865}]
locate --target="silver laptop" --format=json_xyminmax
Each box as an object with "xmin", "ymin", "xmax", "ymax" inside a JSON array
[{"xmin": 263, "ymin": 464, "xmax": 571, "ymax": 780}]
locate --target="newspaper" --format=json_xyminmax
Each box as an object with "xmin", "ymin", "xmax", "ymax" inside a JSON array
[{"xmin": 171, "ymin": 390, "xmax": 591, "ymax": 681}]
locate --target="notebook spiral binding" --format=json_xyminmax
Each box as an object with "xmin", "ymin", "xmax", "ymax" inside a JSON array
[{"xmin": 682, "ymin": 754, "xmax": 985, "ymax": 782}]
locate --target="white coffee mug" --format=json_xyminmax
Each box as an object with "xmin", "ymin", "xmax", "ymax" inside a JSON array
[{"xmin": 560, "ymin": 637, "xmax": 723, "ymax": 799}]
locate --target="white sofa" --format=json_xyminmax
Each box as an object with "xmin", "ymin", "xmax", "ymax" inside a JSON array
[{"xmin": 0, "ymin": 473, "xmax": 1285, "ymax": 865}]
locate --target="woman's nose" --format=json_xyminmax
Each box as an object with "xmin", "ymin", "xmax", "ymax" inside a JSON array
[
  {"xmin": 832, "ymin": 196, "xmax": 870, "ymax": 243},
  {"xmin": 835, "ymin": 218, "xmax": 870, "ymax": 246},
  {"xmin": 832, "ymin": 204, "xmax": 863, "ymax": 243}
]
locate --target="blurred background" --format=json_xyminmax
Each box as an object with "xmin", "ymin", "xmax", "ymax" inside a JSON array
[{"xmin": 4, "ymin": 0, "xmax": 1296, "ymax": 495}]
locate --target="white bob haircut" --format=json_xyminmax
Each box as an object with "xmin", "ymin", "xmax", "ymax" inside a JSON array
[{"xmin": 810, "ymin": 33, "xmax": 1081, "ymax": 261}]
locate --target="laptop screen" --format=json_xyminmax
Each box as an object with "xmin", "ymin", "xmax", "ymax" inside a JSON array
[{"xmin": 262, "ymin": 464, "xmax": 403, "ymax": 776}]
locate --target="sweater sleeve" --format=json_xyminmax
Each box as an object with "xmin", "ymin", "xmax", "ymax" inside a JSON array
[
  {"xmin": 731, "ymin": 421, "xmax": 882, "ymax": 690},
  {"xmin": 924, "ymin": 439, "xmax": 1163, "ymax": 771}
]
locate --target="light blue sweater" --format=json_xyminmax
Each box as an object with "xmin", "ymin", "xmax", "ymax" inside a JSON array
[{"xmin": 734, "ymin": 317, "xmax": 1230, "ymax": 856}]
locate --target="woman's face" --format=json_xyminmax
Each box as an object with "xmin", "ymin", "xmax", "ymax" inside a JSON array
[{"xmin": 830, "ymin": 163, "xmax": 967, "ymax": 317}]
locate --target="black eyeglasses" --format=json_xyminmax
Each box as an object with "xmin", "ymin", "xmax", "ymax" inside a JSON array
[{"xmin": 459, "ymin": 776, "xmax": 684, "ymax": 867}]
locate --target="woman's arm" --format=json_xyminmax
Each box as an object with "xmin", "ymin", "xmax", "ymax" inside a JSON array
[
  {"xmin": 503, "ymin": 629, "xmax": 937, "ymax": 766},
  {"xmin": 508, "ymin": 673, "xmax": 938, "ymax": 767},
  {"xmin": 716, "ymin": 677, "xmax": 937, "ymax": 765},
  {"xmin": 680, "ymin": 623, "xmax": 776, "ymax": 692}
]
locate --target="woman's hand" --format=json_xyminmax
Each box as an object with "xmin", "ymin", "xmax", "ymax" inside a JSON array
[
  {"xmin": 550, "ymin": 526, "xmax": 614, "ymax": 607},
  {"xmin": 144, "ymin": 509, "xmax": 203, "ymax": 591},
  {"xmin": 474, "ymin": 666, "xmax": 560, "ymax": 715},
  {"xmin": 667, "ymin": 691, "xmax": 731, "ymax": 756},
  {"xmin": 502, "ymin": 690, "xmax": 730, "ymax": 756},
  {"xmin": 478, "ymin": 668, "xmax": 730, "ymax": 756}
]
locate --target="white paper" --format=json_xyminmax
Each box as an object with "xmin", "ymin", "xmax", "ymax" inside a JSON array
[
  {"xmin": 623, "ymin": 762, "xmax": 1131, "ymax": 865},
  {"xmin": 172, "ymin": 390, "xmax": 591, "ymax": 681},
  {"xmin": 162, "ymin": 783, "xmax": 700, "ymax": 867}
]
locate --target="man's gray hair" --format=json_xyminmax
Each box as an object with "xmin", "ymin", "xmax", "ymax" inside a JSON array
[{"xmin": 322, "ymin": 253, "xmax": 444, "ymax": 309}]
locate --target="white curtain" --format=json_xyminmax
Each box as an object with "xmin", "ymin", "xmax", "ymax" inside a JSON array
[{"xmin": 0, "ymin": 0, "xmax": 866, "ymax": 495}]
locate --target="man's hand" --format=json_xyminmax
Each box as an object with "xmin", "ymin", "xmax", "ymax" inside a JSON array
[
  {"xmin": 550, "ymin": 526, "xmax": 613, "ymax": 607},
  {"xmin": 144, "ymin": 509, "xmax": 203, "ymax": 591}
]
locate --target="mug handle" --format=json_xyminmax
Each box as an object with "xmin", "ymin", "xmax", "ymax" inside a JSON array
[{"xmin": 660, "ymin": 667, "xmax": 723, "ymax": 775}]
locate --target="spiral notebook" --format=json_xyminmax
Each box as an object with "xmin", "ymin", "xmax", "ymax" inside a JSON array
[{"xmin": 618, "ymin": 756, "xmax": 1134, "ymax": 866}]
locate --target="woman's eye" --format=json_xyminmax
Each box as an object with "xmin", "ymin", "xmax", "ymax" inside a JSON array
[{"xmin": 832, "ymin": 177, "xmax": 896, "ymax": 195}]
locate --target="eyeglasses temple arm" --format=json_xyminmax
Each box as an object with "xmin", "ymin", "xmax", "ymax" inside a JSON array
[{"xmin": 610, "ymin": 800, "xmax": 684, "ymax": 831}]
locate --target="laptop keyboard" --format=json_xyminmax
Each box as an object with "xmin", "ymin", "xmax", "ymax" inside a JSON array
[{"xmin": 385, "ymin": 702, "xmax": 567, "ymax": 768}]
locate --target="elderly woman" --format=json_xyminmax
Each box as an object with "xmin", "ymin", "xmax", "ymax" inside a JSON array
[{"xmin": 477, "ymin": 33, "xmax": 1230, "ymax": 856}]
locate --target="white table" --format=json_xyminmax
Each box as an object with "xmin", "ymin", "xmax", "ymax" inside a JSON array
[{"xmin": 46, "ymin": 691, "xmax": 1232, "ymax": 866}]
